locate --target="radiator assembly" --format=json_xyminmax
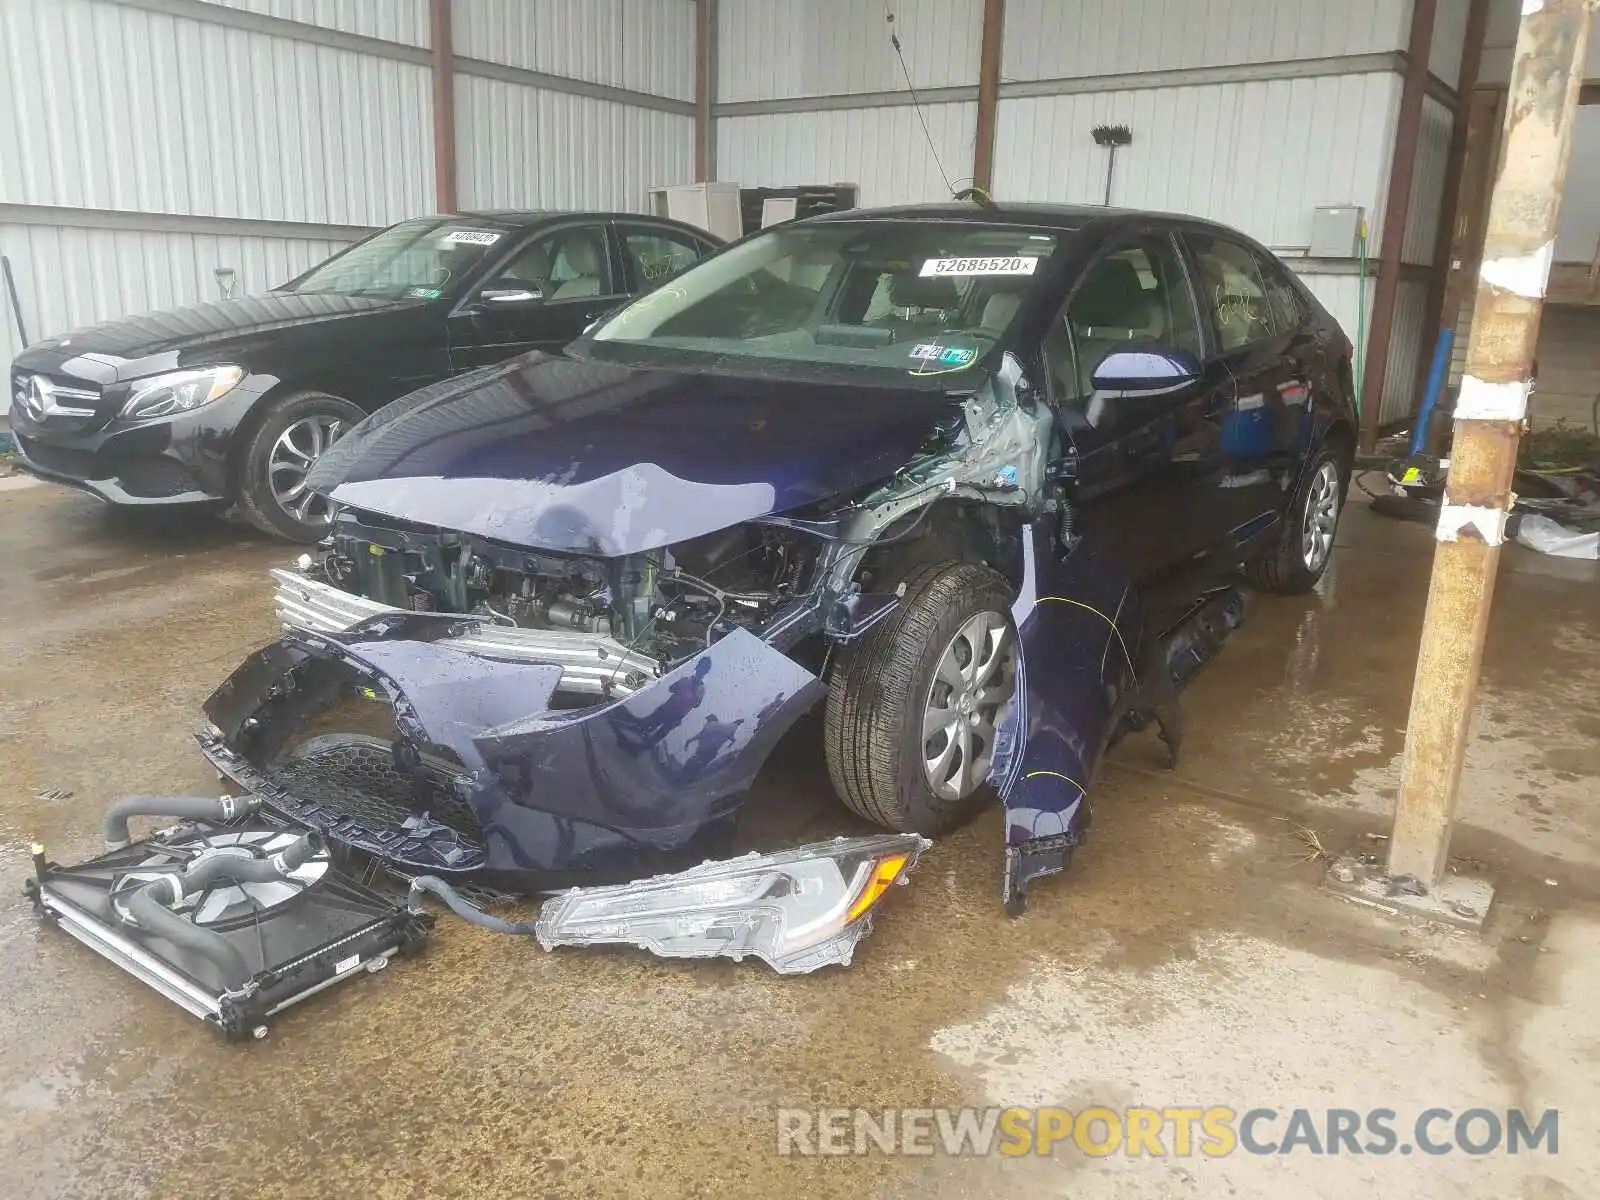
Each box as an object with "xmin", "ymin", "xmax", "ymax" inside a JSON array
[
  {"xmin": 26, "ymin": 787, "xmax": 927, "ymax": 1041},
  {"xmin": 25, "ymin": 795, "xmax": 432, "ymax": 1042}
]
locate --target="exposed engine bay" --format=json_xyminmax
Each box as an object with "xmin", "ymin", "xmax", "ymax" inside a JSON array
[
  {"xmin": 308, "ymin": 505, "xmax": 820, "ymax": 673},
  {"xmin": 289, "ymin": 356, "xmax": 1054, "ymax": 700}
]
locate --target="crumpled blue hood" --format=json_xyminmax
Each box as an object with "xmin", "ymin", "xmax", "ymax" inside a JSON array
[{"xmin": 307, "ymin": 352, "xmax": 953, "ymax": 555}]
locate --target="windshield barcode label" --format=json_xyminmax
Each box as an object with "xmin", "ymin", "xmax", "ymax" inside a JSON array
[
  {"xmin": 920, "ymin": 256, "xmax": 1039, "ymax": 277},
  {"xmin": 440, "ymin": 229, "xmax": 502, "ymax": 246}
]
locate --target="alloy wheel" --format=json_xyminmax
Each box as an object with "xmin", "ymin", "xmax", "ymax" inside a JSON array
[
  {"xmin": 268, "ymin": 414, "xmax": 347, "ymax": 527},
  {"xmin": 921, "ymin": 610, "xmax": 1017, "ymax": 801},
  {"xmin": 1301, "ymin": 459, "xmax": 1342, "ymax": 572}
]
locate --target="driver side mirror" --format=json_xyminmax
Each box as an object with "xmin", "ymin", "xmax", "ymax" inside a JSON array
[
  {"xmin": 479, "ymin": 285, "xmax": 544, "ymax": 308},
  {"xmin": 1090, "ymin": 347, "xmax": 1201, "ymax": 394}
]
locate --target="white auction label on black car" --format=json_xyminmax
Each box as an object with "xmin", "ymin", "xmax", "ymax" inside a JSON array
[{"xmin": 919, "ymin": 256, "xmax": 1040, "ymax": 277}]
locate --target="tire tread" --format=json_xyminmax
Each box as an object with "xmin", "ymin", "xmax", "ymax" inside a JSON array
[
  {"xmin": 236, "ymin": 390, "xmax": 363, "ymax": 542},
  {"xmin": 824, "ymin": 560, "xmax": 1013, "ymax": 834},
  {"xmin": 1242, "ymin": 444, "xmax": 1345, "ymax": 595}
]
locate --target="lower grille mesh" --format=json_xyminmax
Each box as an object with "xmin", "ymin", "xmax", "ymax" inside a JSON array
[{"xmin": 266, "ymin": 735, "xmax": 485, "ymax": 851}]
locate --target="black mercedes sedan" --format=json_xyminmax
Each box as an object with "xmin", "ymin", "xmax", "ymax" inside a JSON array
[{"xmin": 8, "ymin": 210, "xmax": 721, "ymax": 539}]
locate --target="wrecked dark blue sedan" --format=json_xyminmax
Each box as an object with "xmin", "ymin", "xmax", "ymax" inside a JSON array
[{"xmin": 199, "ymin": 203, "xmax": 1356, "ymax": 912}]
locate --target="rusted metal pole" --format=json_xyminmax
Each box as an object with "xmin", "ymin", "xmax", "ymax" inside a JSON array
[
  {"xmin": 972, "ymin": 0, "xmax": 1006, "ymax": 194},
  {"xmin": 694, "ymin": 0, "xmax": 715, "ymax": 181},
  {"xmin": 1359, "ymin": 0, "xmax": 1438, "ymax": 450},
  {"xmin": 430, "ymin": 0, "xmax": 458, "ymax": 214},
  {"xmin": 1388, "ymin": 0, "xmax": 1595, "ymax": 888}
]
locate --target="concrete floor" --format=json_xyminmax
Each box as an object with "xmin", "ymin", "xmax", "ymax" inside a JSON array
[{"xmin": 0, "ymin": 476, "xmax": 1596, "ymax": 1200}]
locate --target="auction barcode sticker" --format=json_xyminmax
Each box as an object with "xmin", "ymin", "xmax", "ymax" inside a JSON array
[
  {"xmin": 440, "ymin": 229, "xmax": 502, "ymax": 246},
  {"xmin": 920, "ymin": 256, "xmax": 1039, "ymax": 277}
]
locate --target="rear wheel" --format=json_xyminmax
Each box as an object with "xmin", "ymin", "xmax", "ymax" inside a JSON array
[
  {"xmin": 237, "ymin": 391, "xmax": 363, "ymax": 542},
  {"xmin": 1243, "ymin": 443, "xmax": 1346, "ymax": 593},
  {"xmin": 824, "ymin": 561, "xmax": 1018, "ymax": 835}
]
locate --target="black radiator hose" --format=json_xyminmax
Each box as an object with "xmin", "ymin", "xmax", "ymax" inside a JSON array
[
  {"xmin": 183, "ymin": 830, "xmax": 326, "ymax": 891},
  {"xmin": 104, "ymin": 794, "xmax": 261, "ymax": 850},
  {"xmin": 125, "ymin": 883, "xmax": 252, "ymax": 986},
  {"xmin": 407, "ymin": 875, "xmax": 541, "ymax": 936},
  {"xmin": 121, "ymin": 830, "xmax": 324, "ymax": 988}
]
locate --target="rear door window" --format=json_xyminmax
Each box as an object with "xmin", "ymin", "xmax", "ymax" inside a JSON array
[
  {"xmin": 617, "ymin": 223, "xmax": 716, "ymax": 292},
  {"xmin": 1185, "ymin": 234, "xmax": 1276, "ymax": 352}
]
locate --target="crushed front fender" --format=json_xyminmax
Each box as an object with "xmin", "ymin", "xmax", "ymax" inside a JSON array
[
  {"xmin": 200, "ymin": 617, "xmax": 825, "ymax": 891},
  {"xmin": 988, "ymin": 522, "xmax": 1174, "ymax": 913}
]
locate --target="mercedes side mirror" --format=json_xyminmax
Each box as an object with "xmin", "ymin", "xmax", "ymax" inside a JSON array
[
  {"xmin": 1090, "ymin": 347, "xmax": 1202, "ymax": 394},
  {"xmin": 479, "ymin": 286, "xmax": 544, "ymax": 308}
]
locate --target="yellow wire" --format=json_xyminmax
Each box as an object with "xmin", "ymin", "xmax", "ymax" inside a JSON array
[
  {"xmin": 1035, "ymin": 595, "xmax": 1138, "ymax": 680},
  {"xmin": 1023, "ymin": 769, "xmax": 1086, "ymax": 796}
]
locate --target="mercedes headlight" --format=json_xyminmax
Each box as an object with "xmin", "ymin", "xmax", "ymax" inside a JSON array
[{"xmin": 121, "ymin": 366, "xmax": 244, "ymax": 419}]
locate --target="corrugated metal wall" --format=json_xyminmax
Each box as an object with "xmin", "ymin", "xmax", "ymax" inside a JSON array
[
  {"xmin": 718, "ymin": 0, "xmax": 982, "ymax": 102},
  {"xmin": 0, "ymin": 0, "xmax": 433, "ymax": 225},
  {"xmin": 452, "ymin": 0, "xmax": 697, "ymax": 214},
  {"xmin": 1001, "ymin": 0, "xmax": 1412, "ymax": 80},
  {"xmin": 457, "ymin": 78, "xmax": 694, "ymax": 211},
  {"xmin": 993, "ymin": 73, "xmax": 1401, "ymax": 250},
  {"xmin": 0, "ymin": 0, "xmax": 699, "ymax": 412},
  {"xmin": 713, "ymin": 0, "xmax": 981, "ymax": 204},
  {"xmin": 717, "ymin": 104, "xmax": 980, "ymax": 208},
  {"xmin": 1401, "ymin": 95, "xmax": 1454, "ymax": 266},
  {"xmin": 455, "ymin": 0, "xmax": 695, "ymax": 101},
  {"xmin": 1378, "ymin": 277, "xmax": 1431, "ymax": 426},
  {"xmin": 200, "ymin": 0, "xmax": 432, "ymax": 46}
]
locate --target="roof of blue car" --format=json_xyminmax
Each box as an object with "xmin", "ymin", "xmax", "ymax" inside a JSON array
[
  {"xmin": 805, "ymin": 201, "xmax": 1116, "ymax": 226},
  {"xmin": 804, "ymin": 201, "xmax": 1264, "ymax": 236}
]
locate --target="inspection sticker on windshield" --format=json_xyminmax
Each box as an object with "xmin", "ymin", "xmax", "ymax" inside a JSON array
[
  {"xmin": 909, "ymin": 343, "xmax": 978, "ymax": 369},
  {"xmin": 439, "ymin": 229, "xmax": 502, "ymax": 246},
  {"xmin": 919, "ymin": 255, "xmax": 1039, "ymax": 277}
]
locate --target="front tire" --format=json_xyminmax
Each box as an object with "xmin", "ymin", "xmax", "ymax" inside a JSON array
[
  {"xmin": 824, "ymin": 561, "xmax": 1018, "ymax": 836},
  {"xmin": 236, "ymin": 391, "xmax": 363, "ymax": 542},
  {"xmin": 1243, "ymin": 444, "xmax": 1346, "ymax": 594}
]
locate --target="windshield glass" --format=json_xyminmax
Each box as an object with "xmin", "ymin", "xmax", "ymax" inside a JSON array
[
  {"xmin": 590, "ymin": 221, "xmax": 1059, "ymax": 375},
  {"xmin": 281, "ymin": 217, "xmax": 513, "ymax": 299}
]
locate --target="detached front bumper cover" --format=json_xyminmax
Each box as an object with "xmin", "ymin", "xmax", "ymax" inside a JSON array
[{"xmin": 534, "ymin": 833, "xmax": 931, "ymax": 974}]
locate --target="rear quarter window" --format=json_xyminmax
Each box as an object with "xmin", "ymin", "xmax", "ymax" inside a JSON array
[
  {"xmin": 1255, "ymin": 251, "xmax": 1312, "ymax": 333},
  {"xmin": 1186, "ymin": 234, "xmax": 1276, "ymax": 351}
]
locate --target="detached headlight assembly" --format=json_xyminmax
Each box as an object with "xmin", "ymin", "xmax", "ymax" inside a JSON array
[
  {"xmin": 120, "ymin": 365, "xmax": 244, "ymax": 419},
  {"xmin": 534, "ymin": 833, "xmax": 930, "ymax": 974}
]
